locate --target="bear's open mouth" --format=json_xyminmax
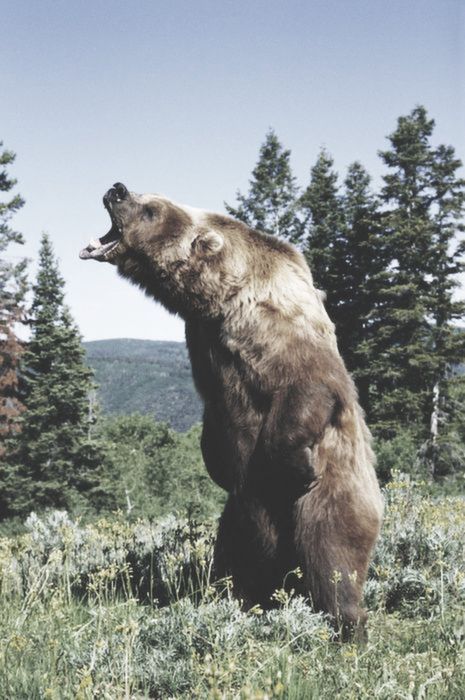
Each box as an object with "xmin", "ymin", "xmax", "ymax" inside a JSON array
[
  {"xmin": 80, "ymin": 195, "xmax": 123, "ymax": 262},
  {"xmin": 79, "ymin": 224, "xmax": 121, "ymax": 261}
]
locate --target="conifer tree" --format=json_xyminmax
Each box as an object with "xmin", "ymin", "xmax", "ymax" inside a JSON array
[
  {"xmin": 299, "ymin": 149, "xmax": 344, "ymax": 324},
  {"xmin": 225, "ymin": 129, "xmax": 302, "ymax": 241},
  {"xmin": 421, "ymin": 142, "xmax": 465, "ymax": 476},
  {"xmin": 0, "ymin": 143, "xmax": 27, "ymax": 452},
  {"xmin": 337, "ymin": 162, "xmax": 385, "ymax": 412},
  {"xmin": 370, "ymin": 107, "xmax": 465, "ymax": 454},
  {"xmin": 366, "ymin": 107, "xmax": 437, "ymax": 437},
  {"xmin": 0, "ymin": 144, "xmax": 28, "ymax": 518},
  {"xmin": 16, "ymin": 234, "xmax": 109, "ymax": 513}
]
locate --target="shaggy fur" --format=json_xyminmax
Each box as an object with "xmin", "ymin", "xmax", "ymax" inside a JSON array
[{"xmin": 81, "ymin": 184, "xmax": 383, "ymax": 637}]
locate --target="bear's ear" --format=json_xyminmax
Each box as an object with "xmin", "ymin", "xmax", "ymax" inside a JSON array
[{"xmin": 192, "ymin": 230, "xmax": 224, "ymax": 256}]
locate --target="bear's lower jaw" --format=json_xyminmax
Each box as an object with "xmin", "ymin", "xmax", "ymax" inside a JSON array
[{"xmin": 79, "ymin": 235, "xmax": 121, "ymax": 262}]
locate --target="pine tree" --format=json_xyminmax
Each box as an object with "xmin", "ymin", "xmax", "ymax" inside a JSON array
[
  {"xmin": 225, "ymin": 129, "xmax": 302, "ymax": 241},
  {"xmin": 0, "ymin": 143, "xmax": 27, "ymax": 453},
  {"xmin": 337, "ymin": 162, "xmax": 385, "ymax": 412},
  {"xmin": 16, "ymin": 234, "xmax": 108, "ymax": 514},
  {"xmin": 299, "ymin": 149, "xmax": 344, "ymax": 323},
  {"xmin": 369, "ymin": 107, "xmax": 465, "ymax": 454},
  {"xmin": 366, "ymin": 107, "xmax": 437, "ymax": 437},
  {"xmin": 0, "ymin": 143, "xmax": 28, "ymax": 518},
  {"xmin": 421, "ymin": 143, "xmax": 465, "ymax": 477}
]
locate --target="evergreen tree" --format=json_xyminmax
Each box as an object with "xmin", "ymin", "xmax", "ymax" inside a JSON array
[
  {"xmin": 421, "ymin": 143, "xmax": 465, "ymax": 477},
  {"xmin": 225, "ymin": 129, "xmax": 302, "ymax": 241},
  {"xmin": 337, "ymin": 162, "xmax": 385, "ymax": 412},
  {"xmin": 364, "ymin": 107, "xmax": 437, "ymax": 436},
  {"xmin": 0, "ymin": 144, "xmax": 28, "ymax": 518},
  {"xmin": 370, "ymin": 106, "xmax": 465, "ymax": 452},
  {"xmin": 299, "ymin": 148, "xmax": 344, "ymax": 323},
  {"xmin": 16, "ymin": 234, "xmax": 109, "ymax": 514},
  {"xmin": 0, "ymin": 143, "xmax": 27, "ymax": 453}
]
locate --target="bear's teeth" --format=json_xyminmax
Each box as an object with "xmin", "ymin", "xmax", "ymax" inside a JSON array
[{"xmin": 89, "ymin": 238, "xmax": 101, "ymax": 249}]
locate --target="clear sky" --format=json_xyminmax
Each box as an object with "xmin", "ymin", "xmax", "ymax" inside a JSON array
[{"xmin": 2, "ymin": 0, "xmax": 464, "ymax": 342}]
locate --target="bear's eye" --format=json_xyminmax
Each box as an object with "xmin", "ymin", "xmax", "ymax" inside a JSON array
[{"xmin": 143, "ymin": 206, "xmax": 156, "ymax": 220}]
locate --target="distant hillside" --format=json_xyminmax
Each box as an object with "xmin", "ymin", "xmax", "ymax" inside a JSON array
[{"xmin": 84, "ymin": 339, "xmax": 202, "ymax": 432}]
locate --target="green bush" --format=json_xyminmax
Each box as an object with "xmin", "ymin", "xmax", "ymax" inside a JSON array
[
  {"xmin": 98, "ymin": 414, "xmax": 225, "ymax": 521},
  {"xmin": 374, "ymin": 430, "xmax": 419, "ymax": 483}
]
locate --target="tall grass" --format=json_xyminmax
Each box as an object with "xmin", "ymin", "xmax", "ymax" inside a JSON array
[{"xmin": 1, "ymin": 476, "xmax": 464, "ymax": 698}]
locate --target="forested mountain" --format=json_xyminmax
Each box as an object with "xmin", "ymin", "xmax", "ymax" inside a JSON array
[{"xmin": 84, "ymin": 338, "xmax": 202, "ymax": 431}]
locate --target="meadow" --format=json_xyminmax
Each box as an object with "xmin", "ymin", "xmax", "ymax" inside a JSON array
[{"xmin": 1, "ymin": 475, "xmax": 464, "ymax": 699}]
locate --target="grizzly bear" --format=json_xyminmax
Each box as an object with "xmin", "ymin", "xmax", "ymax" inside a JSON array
[{"xmin": 81, "ymin": 182, "xmax": 383, "ymax": 637}]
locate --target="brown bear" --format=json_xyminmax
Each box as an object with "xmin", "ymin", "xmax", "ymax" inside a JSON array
[{"xmin": 81, "ymin": 182, "xmax": 383, "ymax": 637}]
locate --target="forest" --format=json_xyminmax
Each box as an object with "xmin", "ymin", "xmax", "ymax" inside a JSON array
[{"xmin": 1, "ymin": 106, "xmax": 465, "ymax": 698}]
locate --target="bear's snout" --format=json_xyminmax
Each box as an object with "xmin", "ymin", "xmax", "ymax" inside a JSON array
[{"xmin": 104, "ymin": 182, "xmax": 129, "ymax": 205}]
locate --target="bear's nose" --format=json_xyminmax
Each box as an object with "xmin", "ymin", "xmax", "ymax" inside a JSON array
[
  {"xmin": 113, "ymin": 182, "xmax": 128, "ymax": 200},
  {"xmin": 104, "ymin": 183, "xmax": 129, "ymax": 206}
]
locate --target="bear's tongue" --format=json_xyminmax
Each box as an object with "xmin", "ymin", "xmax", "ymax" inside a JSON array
[{"xmin": 79, "ymin": 225, "xmax": 120, "ymax": 261}]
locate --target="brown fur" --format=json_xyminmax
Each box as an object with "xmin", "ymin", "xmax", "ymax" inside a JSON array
[{"xmin": 82, "ymin": 187, "xmax": 383, "ymax": 638}]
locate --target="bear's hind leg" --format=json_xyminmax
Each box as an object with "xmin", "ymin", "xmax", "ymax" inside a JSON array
[{"xmin": 294, "ymin": 487, "xmax": 380, "ymax": 640}]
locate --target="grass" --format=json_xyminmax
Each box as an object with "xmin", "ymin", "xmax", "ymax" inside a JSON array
[{"xmin": 0, "ymin": 475, "xmax": 464, "ymax": 699}]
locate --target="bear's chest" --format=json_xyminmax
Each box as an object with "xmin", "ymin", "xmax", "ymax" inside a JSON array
[
  {"xmin": 185, "ymin": 319, "xmax": 267, "ymax": 412},
  {"xmin": 186, "ymin": 319, "xmax": 240, "ymax": 400}
]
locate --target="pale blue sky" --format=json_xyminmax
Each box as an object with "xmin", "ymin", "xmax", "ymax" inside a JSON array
[{"xmin": 2, "ymin": 0, "xmax": 464, "ymax": 341}]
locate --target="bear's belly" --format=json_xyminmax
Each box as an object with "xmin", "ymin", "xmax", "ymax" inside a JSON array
[{"xmin": 201, "ymin": 400, "xmax": 263, "ymax": 491}]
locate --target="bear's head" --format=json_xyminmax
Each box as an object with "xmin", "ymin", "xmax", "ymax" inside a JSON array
[
  {"xmin": 80, "ymin": 183, "xmax": 248, "ymax": 317},
  {"xmin": 80, "ymin": 183, "xmax": 336, "ymax": 363},
  {"xmin": 80, "ymin": 183, "xmax": 226, "ymax": 265}
]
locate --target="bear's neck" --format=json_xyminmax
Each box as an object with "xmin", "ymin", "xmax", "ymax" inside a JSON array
[{"xmin": 117, "ymin": 251, "xmax": 228, "ymax": 320}]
